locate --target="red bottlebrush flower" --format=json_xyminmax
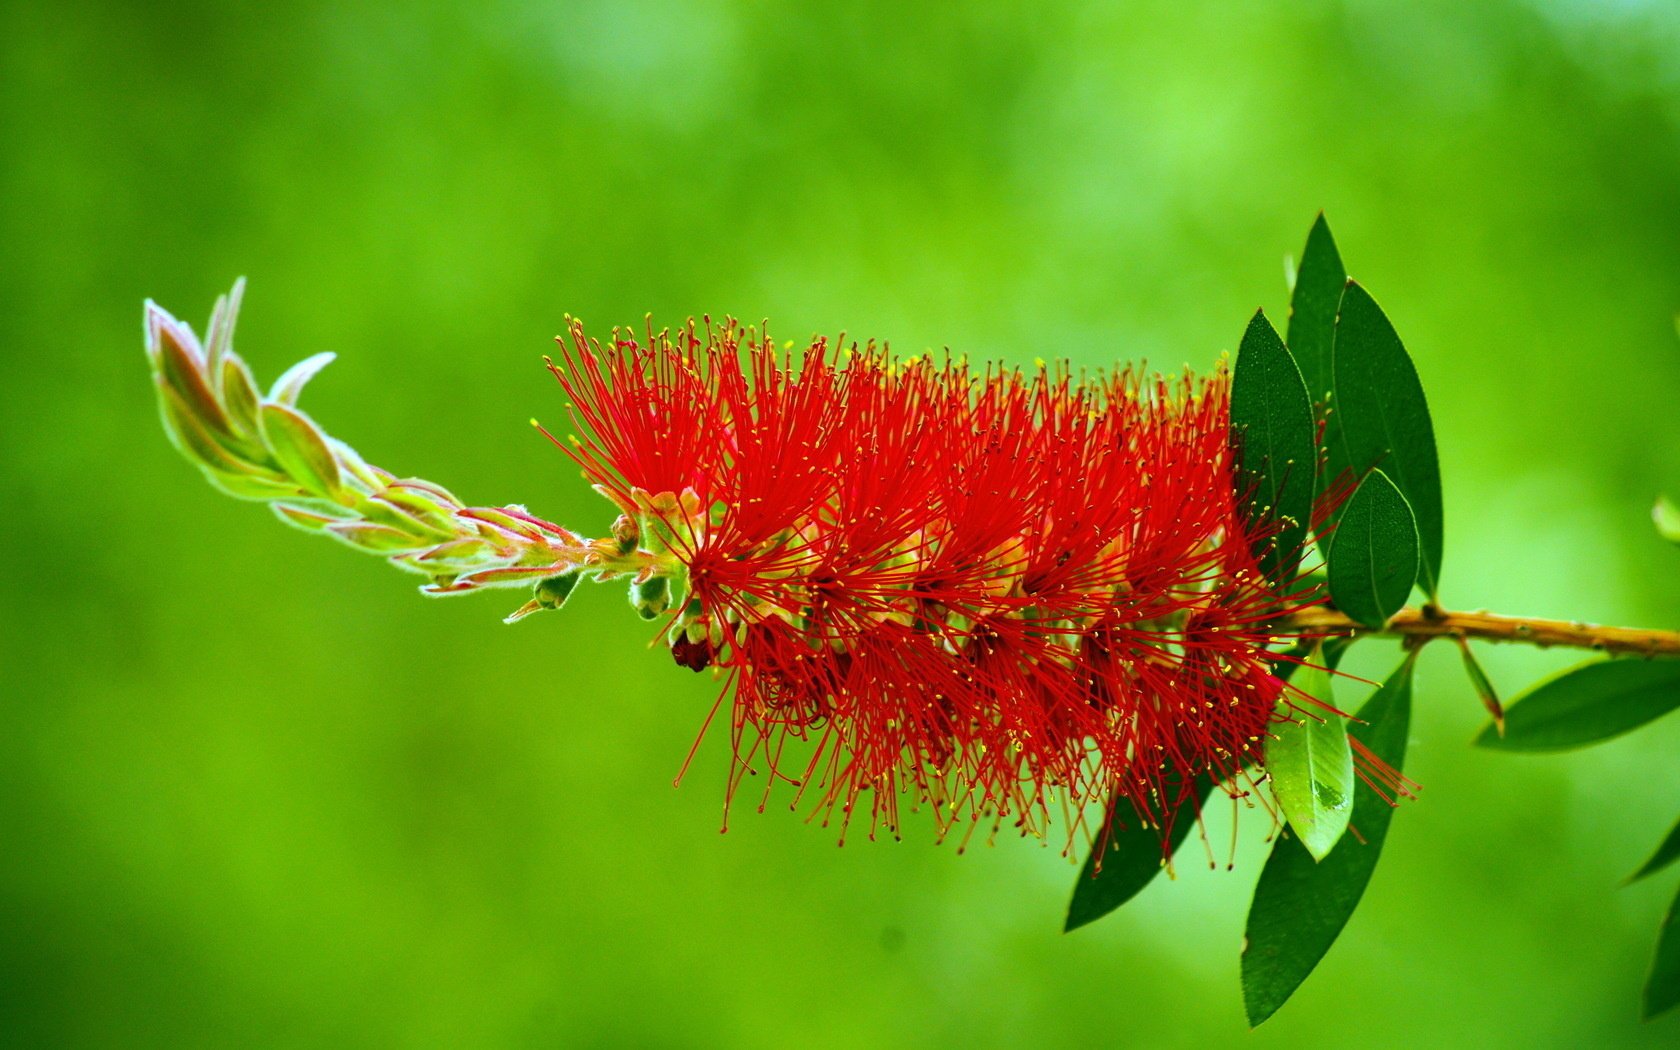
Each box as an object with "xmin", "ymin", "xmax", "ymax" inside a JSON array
[{"xmin": 546, "ymin": 317, "xmax": 1352, "ymax": 849}]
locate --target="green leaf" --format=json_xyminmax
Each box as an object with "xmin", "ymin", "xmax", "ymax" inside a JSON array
[
  {"xmin": 354, "ymin": 496, "xmax": 451, "ymax": 542},
  {"xmin": 1656, "ymin": 497, "xmax": 1680, "ymax": 545},
  {"xmin": 261, "ymin": 402, "xmax": 345, "ymax": 502},
  {"xmin": 1454, "ymin": 637, "xmax": 1504, "ymax": 729},
  {"xmin": 1327, "ymin": 469, "xmax": 1419, "ymax": 628},
  {"xmin": 1474, "ymin": 658, "xmax": 1680, "ymax": 752},
  {"xmin": 1065, "ymin": 778, "xmax": 1216, "ymax": 932},
  {"xmin": 273, "ymin": 503, "xmax": 341, "ymax": 532},
  {"xmin": 1285, "ymin": 213, "xmax": 1345, "ymax": 408},
  {"xmin": 376, "ymin": 485, "xmax": 458, "ymax": 530},
  {"xmin": 331, "ymin": 437, "xmax": 388, "ymax": 493},
  {"xmin": 1230, "ymin": 310, "xmax": 1317, "ymax": 583},
  {"xmin": 155, "ymin": 380, "xmax": 248, "ymax": 475},
  {"xmin": 1327, "ymin": 281, "xmax": 1444, "ymax": 598},
  {"xmin": 1243, "ymin": 654, "xmax": 1416, "ymax": 1027},
  {"xmin": 219, "ymin": 355, "xmax": 264, "ymax": 440},
  {"xmin": 204, "ymin": 278, "xmax": 245, "ymax": 385},
  {"xmin": 1265, "ymin": 650, "xmax": 1354, "ymax": 861},
  {"xmin": 268, "ymin": 351, "xmax": 337, "ymax": 406},
  {"xmin": 325, "ymin": 521, "xmax": 419, "ymax": 553},
  {"xmin": 204, "ymin": 469, "xmax": 309, "ymax": 502},
  {"xmin": 399, "ymin": 537, "xmax": 497, "ymax": 572},
  {"xmin": 1629, "ymin": 814, "xmax": 1680, "ymax": 885},
  {"xmin": 1646, "ymin": 882, "xmax": 1680, "ymax": 1020},
  {"xmin": 147, "ymin": 307, "xmax": 230, "ymax": 433}
]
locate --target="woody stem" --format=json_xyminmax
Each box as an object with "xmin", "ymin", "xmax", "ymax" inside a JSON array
[{"xmin": 1281, "ymin": 605, "xmax": 1680, "ymax": 658}]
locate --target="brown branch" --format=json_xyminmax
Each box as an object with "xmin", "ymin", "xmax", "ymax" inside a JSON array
[{"xmin": 1282, "ymin": 605, "xmax": 1680, "ymax": 659}]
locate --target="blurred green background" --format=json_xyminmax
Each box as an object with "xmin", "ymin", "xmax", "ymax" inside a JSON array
[{"xmin": 7, "ymin": 1, "xmax": 1680, "ymax": 1046}]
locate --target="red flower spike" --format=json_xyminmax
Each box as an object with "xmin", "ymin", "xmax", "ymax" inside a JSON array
[{"xmin": 547, "ymin": 318, "xmax": 1373, "ymax": 853}]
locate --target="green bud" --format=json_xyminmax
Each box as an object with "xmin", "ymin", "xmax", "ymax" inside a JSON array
[
  {"xmin": 631, "ymin": 574, "xmax": 670, "ymax": 620},
  {"xmin": 536, "ymin": 571, "xmax": 582, "ymax": 609},
  {"xmin": 612, "ymin": 514, "xmax": 640, "ymax": 554}
]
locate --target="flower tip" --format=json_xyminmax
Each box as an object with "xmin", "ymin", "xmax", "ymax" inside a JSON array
[
  {"xmin": 503, "ymin": 599, "xmax": 545, "ymax": 624},
  {"xmin": 142, "ymin": 299, "xmax": 180, "ymax": 352}
]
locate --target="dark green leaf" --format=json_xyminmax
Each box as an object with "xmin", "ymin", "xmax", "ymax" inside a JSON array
[
  {"xmin": 1265, "ymin": 650, "xmax": 1354, "ymax": 861},
  {"xmin": 1646, "ymin": 883, "xmax": 1680, "ymax": 1019},
  {"xmin": 1243, "ymin": 654, "xmax": 1417, "ymax": 1027},
  {"xmin": 1327, "ymin": 281, "xmax": 1444, "ymax": 598},
  {"xmin": 1285, "ymin": 213, "xmax": 1345, "ymax": 408},
  {"xmin": 1327, "ymin": 469, "xmax": 1419, "ymax": 628},
  {"xmin": 1474, "ymin": 659, "xmax": 1680, "ymax": 752},
  {"xmin": 1231, "ymin": 310, "xmax": 1317, "ymax": 583},
  {"xmin": 1629, "ymin": 814, "xmax": 1680, "ymax": 885},
  {"xmin": 1319, "ymin": 635, "xmax": 1352, "ymax": 671},
  {"xmin": 1455, "ymin": 637, "xmax": 1504, "ymax": 728},
  {"xmin": 1065, "ymin": 778, "xmax": 1215, "ymax": 932}
]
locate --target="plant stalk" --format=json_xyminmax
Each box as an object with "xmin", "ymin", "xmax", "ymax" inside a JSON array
[{"xmin": 1283, "ymin": 605, "xmax": 1680, "ymax": 658}]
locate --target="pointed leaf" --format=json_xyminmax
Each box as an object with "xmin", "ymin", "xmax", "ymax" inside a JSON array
[
  {"xmin": 1266, "ymin": 652, "xmax": 1354, "ymax": 861},
  {"xmin": 273, "ymin": 501, "xmax": 353, "ymax": 533},
  {"xmin": 330, "ymin": 437, "xmax": 386, "ymax": 493},
  {"xmin": 457, "ymin": 507, "xmax": 547, "ymax": 542},
  {"xmin": 398, "ymin": 537, "xmax": 498, "ymax": 572},
  {"xmin": 1285, "ymin": 213, "xmax": 1346, "ymax": 407},
  {"xmin": 1629, "ymin": 814, "xmax": 1680, "ymax": 885},
  {"xmin": 1646, "ymin": 882, "xmax": 1680, "ymax": 1019},
  {"xmin": 1327, "ymin": 282, "xmax": 1444, "ymax": 597},
  {"xmin": 261, "ymin": 402, "xmax": 344, "ymax": 501},
  {"xmin": 355, "ymin": 495, "xmax": 452, "ymax": 541},
  {"xmin": 377, "ymin": 484, "xmax": 458, "ymax": 525},
  {"xmin": 325, "ymin": 521, "xmax": 420, "ymax": 553},
  {"xmin": 1327, "ymin": 469, "xmax": 1419, "ymax": 628},
  {"xmin": 389, "ymin": 477, "xmax": 464, "ymax": 507},
  {"xmin": 156, "ymin": 381, "xmax": 284, "ymax": 490},
  {"xmin": 204, "ymin": 278, "xmax": 245, "ymax": 387},
  {"xmin": 143, "ymin": 303, "xmax": 202, "ymax": 372},
  {"xmin": 443, "ymin": 564, "xmax": 570, "ymax": 588},
  {"xmin": 1230, "ymin": 310, "xmax": 1317, "ymax": 583},
  {"xmin": 1474, "ymin": 658, "xmax": 1680, "ymax": 752},
  {"xmin": 1065, "ymin": 778, "xmax": 1216, "ymax": 932},
  {"xmin": 204, "ymin": 469, "xmax": 308, "ymax": 502},
  {"xmin": 219, "ymin": 355, "xmax": 264, "ymax": 439},
  {"xmin": 268, "ymin": 351, "xmax": 337, "ymax": 406},
  {"xmin": 154, "ymin": 316, "xmax": 232, "ymax": 437},
  {"xmin": 1455, "ymin": 637, "xmax": 1503, "ymax": 728},
  {"xmin": 1243, "ymin": 655, "xmax": 1416, "ymax": 1026}
]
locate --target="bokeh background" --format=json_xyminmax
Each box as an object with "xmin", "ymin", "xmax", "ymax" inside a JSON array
[{"xmin": 7, "ymin": 1, "xmax": 1680, "ymax": 1046}]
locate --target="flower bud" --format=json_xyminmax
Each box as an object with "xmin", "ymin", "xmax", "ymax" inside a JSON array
[
  {"xmin": 612, "ymin": 514, "xmax": 640, "ymax": 553},
  {"xmin": 669, "ymin": 633, "xmax": 713, "ymax": 672},
  {"xmin": 535, "ymin": 571, "xmax": 582, "ymax": 609},
  {"xmin": 630, "ymin": 574, "xmax": 670, "ymax": 620}
]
